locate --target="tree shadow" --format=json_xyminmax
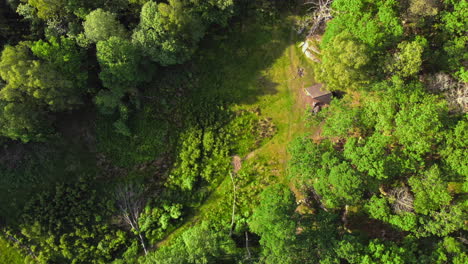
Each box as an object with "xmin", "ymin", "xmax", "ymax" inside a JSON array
[{"xmin": 188, "ymin": 16, "xmax": 294, "ymax": 106}]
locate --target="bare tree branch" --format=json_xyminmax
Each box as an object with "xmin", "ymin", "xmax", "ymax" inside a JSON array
[
  {"xmin": 115, "ymin": 182, "xmax": 148, "ymax": 255},
  {"xmin": 298, "ymin": 0, "xmax": 334, "ymax": 37},
  {"xmin": 245, "ymin": 231, "xmax": 251, "ymax": 259},
  {"xmin": 229, "ymin": 172, "xmax": 237, "ymax": 237}
]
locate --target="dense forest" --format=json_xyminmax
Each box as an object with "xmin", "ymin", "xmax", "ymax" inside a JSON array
[{"xmin": 0, "ymin": 0, "xmax": 466, "ymax": 263}]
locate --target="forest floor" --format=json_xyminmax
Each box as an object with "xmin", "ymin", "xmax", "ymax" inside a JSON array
[{"xmin": 157, "ymin": 15, "xmax": 318, "ymax": 247}]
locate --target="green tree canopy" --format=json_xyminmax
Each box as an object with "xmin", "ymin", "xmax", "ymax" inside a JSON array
[
  {"xmin": 189, "ymin": 0, "xmax": 234, "ymax": 25},
  {"xmin": 132, "ymin": 0, "xmax": 206, "ymax": 65},
  {"xmin": 19, "ymin": 178, "xmax": 128, "ymax": 263},
  {"xmin": 142, "ymin": 222, "xmax": 237, "ymax": 264},
  {"xmin": 96, "ymin": 37, "xmax": 142, "ymax": 89},
  {"xmin": 27, "ymin": 0, "xmax": 66, "ymax": 20},
  {"xmin": 440, "ymin": 117, "xmax": 468, "ymax": 177},
  {"xmin": 323, "ymin": 0, "xmax": 403, "ymax": 48},
  {"xmin": 249, "ymin": 184, "xmax": 297, "ymax": 264},
  {"xmin": 386, "ymin": 37, "xmax": 427, "ymax": 78},
  {"xmin": 83, "ymin": 9, "xmax": 127, "ymax": 43},
  {"xmin": 95, "ymin": 37, "xmax": 142, "ymax": 114},
  {"xmin": 315, "ymin": 32, "xmax": 371, "ymax": 92},
  {"xmin": 0, "ymin": 38, "xmax": 87, "ymax": 111},
  {"xmin": 408, "ymin": 165, "xmax": 452, "ymax": 215}
]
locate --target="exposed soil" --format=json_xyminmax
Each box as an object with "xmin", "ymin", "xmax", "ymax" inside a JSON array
[{"xmin": 232, "ymin": 155, "xmax": 242, "ymax": 174}]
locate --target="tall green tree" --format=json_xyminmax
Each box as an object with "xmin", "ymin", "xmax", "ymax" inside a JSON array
[
  {"xmin": 323, "ymin": 0, "xmax": 403, "ymax": 48},
  {"xmin": 386, "ymin": 37, "xmax": 427, "ymax": 78},
  {"xmin": 95, "ymin": 37, "xmax": 142, "ymax": 114},
  {"xmin": 440, "ymin": 117, "xmax": 468, "ymax": 177},
  {"xmin": 440, "ymin": 0, "xmax": 468, "ymax": 81},
  {"xmin": 189, "ymin": 0, "xmax": 234, "ymax": 25},
  {"xmin": 408, "ymin": 165, "xmax": 452, "ymax": 215},
  {"xmin": 142, "ymin": 223, "xmax": 237, "ymax": 264},
  {"xmin": 132, "ymin": 0, "xmax": 205, "ymax": 65},
  {"xmin": 316, "ymin": 32, "xmax": 371, "ymax": 92},
  {"xmin": 0, "ymin": 37, "xmax": 87, "ymax": 111},
  {"xmin": 27, "ymin": 0, "xmax": 65, "ymax": 20},
  {"xmin": 83, "ymin": 9, "xmax": 127, "ymax": 43},
  {"xmin": 249, "ymin": 184, "xmax": 297, "ymax": 264}
]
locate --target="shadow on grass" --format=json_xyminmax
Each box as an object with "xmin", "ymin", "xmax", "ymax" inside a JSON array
[{"xmin": 190, "ymin": 17, "xmax": 294, "ymax": 106}]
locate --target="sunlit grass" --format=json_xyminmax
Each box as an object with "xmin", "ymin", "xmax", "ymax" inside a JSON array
[{"xmin": 156, "ymin": 15, "xmax": 318, "ymax": 247}]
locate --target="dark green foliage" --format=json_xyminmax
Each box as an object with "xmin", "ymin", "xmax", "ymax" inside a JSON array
[
  {"xmin": 96, "ymin": 37, "xmax": 141, "ymax": 89},
  {"xmin": 290, "ymin": 76, "xmax": 465, "ymax": 242},
  {"xmin": 0, "ymin": 37, "xmax": 86, "ymax": 141},
  {"xmin": 18, "ymin": 178, "xmax": 128, "ymax": 263},
  {"xmin": 26, "ymin": 0, "xmax": 67, "ymax": 20},
  {"xmin": 393, "ymin": 89, "xmax": 447, "ymax": 159},
  {"xmin": 224, "ymin": 111, "xmax": 261, "ymax": 157},
  {"xmin": 289, "ymin": 137, "xmax": 365, "ymax": 208},
  {"xmin": 23, "ymin": 0, "xmax": 126, "ymax": 21},
  {"xmin": 365, "ymin": 186, "xmax": 465, "ymax": 238},
  {"xmin": 428, "ymin": 237, "xmax": 468, "ymax": 264},
  {"xmin": 95, "ymin": 106, "xmax": 169, "ymax": 168},
  {"xmin": 365, "ymin": 195, "xmax": 418, "ymax": 232},
  {"xmin": 441, "ymin": 117, "xmax": 468, "ymax": 177},
  {"xmin": 0, "ymin": 0, "xmax": 466, "ymax": 262},
  {"xmin": 189, "ymin": 0, "xmax": 234, "ymax": 25},
  {"xmin": 336, "ymin": 237, "xmax": 419, "ymax": 264},
  {"xmin": 0, "ymin": 98, "xmax": 51, "ymax": 142},
  {"xmin": 440, "ymin": 1, "xmax": 468, "ymax": 81},
  {"xmin": 385, "ymin": 37, "xmax": 427, "ymax": 78},
  {"xmin": 291, "ymin": 78, "xmax": 451, "ymax": 206},
  {"xmin": 167, "ymin": 106, "xmax": 231, "ymax": 191},
  {"xmin": 139, "ymin": 203, "xmax": 183, "ymax": 244},
  {"xmin": 343, "ymin": 133, "xmax": 402, "ymax": 180}
]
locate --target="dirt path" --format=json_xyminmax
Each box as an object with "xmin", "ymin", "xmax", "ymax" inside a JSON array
[{"xmin": 283, "ymin": 28, "xmax": 308, "ymax": 202}]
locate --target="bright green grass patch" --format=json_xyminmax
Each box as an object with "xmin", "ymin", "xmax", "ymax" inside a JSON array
[{"xmin": 0, "ymin": 237, "xmax": 24, "ymax": 264}]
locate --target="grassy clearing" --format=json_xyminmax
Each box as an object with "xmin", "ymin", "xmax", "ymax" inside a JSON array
[{"xmin": 155, "ymin": 14, "xmax": 318, "ymax": 247}]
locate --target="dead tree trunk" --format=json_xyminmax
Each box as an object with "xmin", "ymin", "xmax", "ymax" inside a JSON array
[
  {"xmin": 245, "ymin": 231, "xmax": 251, "ymax": 259},
  {"xmin": 303, "ymin": 0, "xmax": 334, "ymax": 37},
  {"xmin": 115, "ymin": 183, "xmax": 148, "ymax": 255},
  {"xmin": 229, "ymin": 172, "xmax": 237, "ymax": 236}
]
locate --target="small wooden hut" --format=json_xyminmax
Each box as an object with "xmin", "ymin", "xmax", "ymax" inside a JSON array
[{"xmin": 304, "ymin": 83, "xmax": 332, "ymax": 104}]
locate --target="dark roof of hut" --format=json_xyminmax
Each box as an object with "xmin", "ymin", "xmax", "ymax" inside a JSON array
[{"xmin": 304, "ymin": 83, "xmax": 331, "ymax": 99}]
